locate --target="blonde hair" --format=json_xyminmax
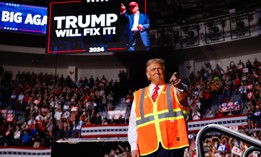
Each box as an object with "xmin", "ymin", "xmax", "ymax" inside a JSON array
[{"xmin": 146, "ymin": 58, "xmax": 166, "ymax": 72}]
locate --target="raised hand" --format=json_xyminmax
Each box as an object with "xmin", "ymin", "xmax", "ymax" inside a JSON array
[
  {"xmin": 169, "ymin": 72, "xmax": 181, "ymax": 87},
  {"xmin": 120, "ymin": 3, "xmax": 126, "ymax": 13}
]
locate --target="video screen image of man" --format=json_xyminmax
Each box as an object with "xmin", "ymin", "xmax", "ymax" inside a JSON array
[{"xmin": 120, "ymin": 1, "xmax": 150, "ymax": 52}]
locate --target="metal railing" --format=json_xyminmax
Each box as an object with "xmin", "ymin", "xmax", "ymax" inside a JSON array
[{"xmin": 195, "ymin": 124, "xmax": 261, "ymax": 157}]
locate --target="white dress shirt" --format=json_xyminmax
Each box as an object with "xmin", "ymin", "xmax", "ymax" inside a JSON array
[{"xmin": 131, "ymin": 11, "xmax": 140, "ymax": 32}]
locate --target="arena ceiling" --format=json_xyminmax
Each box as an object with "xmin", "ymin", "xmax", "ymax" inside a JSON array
[{"xmin": 148, "ymin": 0, "xmax": 261, "ymax": 26}]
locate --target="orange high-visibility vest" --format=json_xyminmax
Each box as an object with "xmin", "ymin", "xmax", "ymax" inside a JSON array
[{"xmin": 134, "ymin": 83, "xmax": 189, "ymax": 156}]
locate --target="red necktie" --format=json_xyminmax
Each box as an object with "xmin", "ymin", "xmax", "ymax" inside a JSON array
[{"xmin": 152, "ymin": 85, "xmax": 159, "ymax": 102}]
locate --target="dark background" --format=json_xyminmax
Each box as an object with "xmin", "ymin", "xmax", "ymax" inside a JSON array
[{"xmin": 51, "ymin": 141, "xmax": 130, "ymax": 157}]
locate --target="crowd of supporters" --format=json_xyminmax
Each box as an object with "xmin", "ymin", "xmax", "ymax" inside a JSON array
[
  {"xmin": 0, "ymin": 58, "xmax": 260, "ymax": 156},
  {"xmin": 186, "ymin": 58, "xmax": 260, "ymax": 123},
  {"xmin": 0, "ymin": 69, "xmax": 130, "ymax": 147}
]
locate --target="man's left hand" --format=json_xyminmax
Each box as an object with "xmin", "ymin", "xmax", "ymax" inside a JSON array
[{"xmin": 137, "ymin": 25, "xmax": 143, "ymax": 31}]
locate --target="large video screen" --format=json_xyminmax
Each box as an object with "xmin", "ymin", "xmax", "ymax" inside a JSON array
[
  {"xmin": 0, "ymin": 2, "xmax": 47, "ymax": 35},
  {"xmin": 47, "ymin": 0, "xmax": 148, "ymax": 54}
]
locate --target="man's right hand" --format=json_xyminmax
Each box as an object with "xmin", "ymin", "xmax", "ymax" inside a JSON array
[
  {"xmin": 131, "ymin": 150, "xmax": 140, "ymax": 157},
  {"xmin": 120, "ymin": 3, "xmax": 126, "ymax": 13}
]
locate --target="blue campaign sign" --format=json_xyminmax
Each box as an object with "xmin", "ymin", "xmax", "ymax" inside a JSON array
[{"xmin": 0, "ymin": 2, "xmax": 47, "ymax": 34}]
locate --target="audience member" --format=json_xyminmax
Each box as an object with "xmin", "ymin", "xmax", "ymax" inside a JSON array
[
  {"xmin": 13, "ymin": 125, "xmax": 22, "ymax": 146},
  {"xmin": 205, "ymin": 109, "xmax": 215, "ymax": 118},
  {"xmin": 21, "ymin": 130, "xmax": 31, "ymax": 146}
]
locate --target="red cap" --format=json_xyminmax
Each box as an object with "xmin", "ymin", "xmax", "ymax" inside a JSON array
[{"xmin": 129, "ymin": 1, "xmax": 138, "ymax": 7}]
